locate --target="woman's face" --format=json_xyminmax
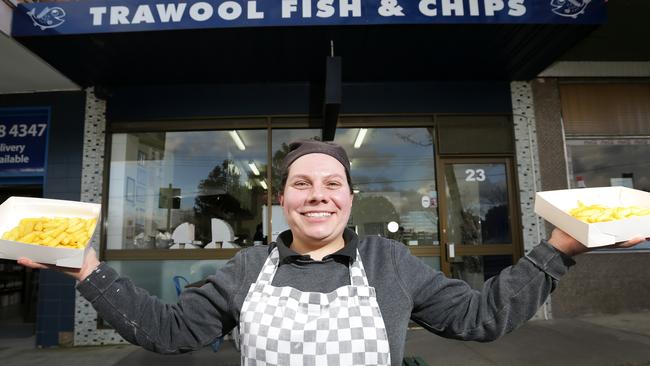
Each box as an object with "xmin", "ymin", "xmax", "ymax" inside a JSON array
[{"xmin": 280, "ymin": 153, "xmax": 353, "ymax": 247}]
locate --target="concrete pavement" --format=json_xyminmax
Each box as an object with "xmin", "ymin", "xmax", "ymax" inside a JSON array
[
  {"xmin": 404, "ymin": 313, "xmax": 650, "ymax": 366},
  {"xmin": 3, "ymin": 312, "xmax": 650, "ymax": 366}
]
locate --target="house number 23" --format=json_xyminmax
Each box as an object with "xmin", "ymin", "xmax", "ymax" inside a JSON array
[{"xmin": 465, "ymin": 169, "xmax": 486, "ymax": 182}]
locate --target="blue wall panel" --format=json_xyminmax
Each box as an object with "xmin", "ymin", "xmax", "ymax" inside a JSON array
[{"xmin": 0, "ymin": 91, "xmax": 86, "ymax": 347}]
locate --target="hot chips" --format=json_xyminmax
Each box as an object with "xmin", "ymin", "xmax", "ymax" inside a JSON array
[
  {"xmin": 1, "ymin": 217, "xmax": 97, "ymax": 249},
  {"xmin": 568, "ymin": 201, "xmax": 650, "ymax": 223}
]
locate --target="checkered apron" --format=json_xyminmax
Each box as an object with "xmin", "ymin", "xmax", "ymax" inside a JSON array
[{"xmin": 239, "ymin": 247, "xmax": 391, "ymax": 365}]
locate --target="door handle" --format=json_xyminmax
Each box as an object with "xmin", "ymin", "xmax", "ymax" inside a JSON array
[{"xmin": 446, "ymin": 242, "xmax": 455, "ymax": 262}]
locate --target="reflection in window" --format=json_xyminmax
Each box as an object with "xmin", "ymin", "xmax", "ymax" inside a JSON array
[
  {"xmin": 567, "ymin": 140, "xmax": 650, "ymax": 192},
  {"xmin": 444, "ymin": 163, "xmax": 511, "ymax": 245},
  {"xmin": 109, "ymin": 259, "xmax": 229, "ymax": 304},
  {"xmin": 419, "ymin": 256, "xmax": 441, "ymax": 271},
  {"xmin": 567, "ymin": 139, "xmax": 650, "ymax": 250},
  {"xmin": 107, "ymin": 130, "xmax": 267, "ymax": 250},
  {"xmin": 335, "ymin": 128, "xmax": 439, "ymax": 246},
  {"xmin": 450, "ymin": 255, "xmax": 513, "ymax": 290}
]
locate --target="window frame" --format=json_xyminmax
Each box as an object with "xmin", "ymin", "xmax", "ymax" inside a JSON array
[
  {"xmin": 102, "ymin": 118, "xmax": 273, "ymax": 261},
  {"xmin": 100, "ymin": 113, "xmax": 516, "ymax": 261}
]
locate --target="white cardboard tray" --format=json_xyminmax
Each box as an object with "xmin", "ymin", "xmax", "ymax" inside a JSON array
[
  {"xmin": 0, "ymin": 196, "xmax": 100, "ymax": 268},
  {"xmin": 535, "ymin": 186, "xmax": 650, "ymax": 247}
]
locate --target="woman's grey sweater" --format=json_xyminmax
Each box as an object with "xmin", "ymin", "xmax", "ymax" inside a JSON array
[{"xmin": 77, "ymin": 229, "xmax": 574, "ymax": 365}]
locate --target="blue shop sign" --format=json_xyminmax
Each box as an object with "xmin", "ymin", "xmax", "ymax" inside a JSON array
[
  {"xmin": 12, "ymin": 0, "xmax": 606, "ymax": 36},
  {"xmin": 0, "ymin": 108, "xmax": 50, "ymax": 177}
]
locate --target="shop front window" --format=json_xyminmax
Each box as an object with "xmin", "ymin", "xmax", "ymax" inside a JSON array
[
  {"xmin": 567, "ymin": 139, "xmax": 650, "ymax": 192},
  {"xmin": 107, "ymin": 130, "xmax": 267, "ymax": 250},
  {"xmin": 334, "ymin": 128, "xmax": 439, "ymax": 246},
  {"xmin": 108, "ymin": 259, "xmax": 229, "ymax": 304},
  {"xmin": 567, "ymin": 138, "xmax": 650, "ymax": 249},
  {"xmin": 560, "ymin": 83, "xmax": 650, "ymax": 250}
]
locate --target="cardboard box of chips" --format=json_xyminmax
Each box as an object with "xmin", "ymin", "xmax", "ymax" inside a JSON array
[
  {"xmin": 535, "ymin": 186, "xmax": 650, "ymax": 247},
  {"xmin": 0, "ymin": 197, "xmax": 100, "ymax": 268}
]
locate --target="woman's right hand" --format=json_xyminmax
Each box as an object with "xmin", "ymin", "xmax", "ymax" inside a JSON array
[{"xmin": 17, "ymin": 247, "xmax": 101, "ymax": 281}]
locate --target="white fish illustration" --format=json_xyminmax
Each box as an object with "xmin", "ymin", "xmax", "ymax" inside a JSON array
[
  {"xmin": 27, "ymin": 7, "xmax": 66, "ymax": 30},
  {"xmin": 550, "ymin": 0, "xmax": 591, "ymax": 19}
]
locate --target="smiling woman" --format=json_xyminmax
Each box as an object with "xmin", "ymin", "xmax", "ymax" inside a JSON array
[{"xmin": 279, "ymin": 144, "xmax": 353, "ymax": 260}]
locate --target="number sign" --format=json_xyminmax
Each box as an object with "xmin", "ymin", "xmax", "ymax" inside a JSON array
[{"xmin": 0, "ymin": 108, "xmax": 50, "ymax": 177}]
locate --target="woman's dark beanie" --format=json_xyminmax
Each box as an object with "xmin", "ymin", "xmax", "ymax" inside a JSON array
[{"xmin": 279, "ymin": 140, "xmax": 353, "ymax": 193}]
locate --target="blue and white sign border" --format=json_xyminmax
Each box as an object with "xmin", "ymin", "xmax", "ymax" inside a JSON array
[{"xmin": 12, "ymin": 0, "xmax": 607, "ymax": 37}]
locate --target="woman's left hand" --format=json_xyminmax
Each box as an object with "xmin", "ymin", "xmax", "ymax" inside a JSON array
[{"xmin": 547, "ymin": 228, "xmax": 647, "ymax": 257}]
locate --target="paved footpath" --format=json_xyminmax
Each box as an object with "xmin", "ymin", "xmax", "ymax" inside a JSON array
[
  {"xmin": 405, "ymin": 313, "xmax": 650, "ymax": 366},
  {"xmin": 3, "ymin": 313, "xmax": 650, "ymax": 366}
]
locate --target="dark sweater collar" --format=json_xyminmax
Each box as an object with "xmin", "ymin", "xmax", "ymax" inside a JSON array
[{"xmin": 271, "ymin": 228, "xmax": 358, "ymax": 265}]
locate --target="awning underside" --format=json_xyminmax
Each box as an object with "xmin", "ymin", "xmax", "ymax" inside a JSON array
[{"xmin": 15, "ymin": 24, "xmax": 595, "ymax": 87}]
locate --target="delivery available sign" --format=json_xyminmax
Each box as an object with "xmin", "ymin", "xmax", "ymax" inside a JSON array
[{"xmin": 0, "ymin": 108, "xmax": 50, "ymax": 177}]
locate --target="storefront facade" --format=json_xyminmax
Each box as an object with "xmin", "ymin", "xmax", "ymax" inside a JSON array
[
  {"xmin": 530, "ymin": 75, "xmax": 650, "ymax": 317},
  {"xmin": 66, "ymin": 80, "xmax": 546, "ymax": 345},
  {"xmin": 525, "ymin": 0, "xmax": 650, "ymax": 318},
  {"xmin": 4, "ymin": 0, "xmax": 642, "ymax": 347}
]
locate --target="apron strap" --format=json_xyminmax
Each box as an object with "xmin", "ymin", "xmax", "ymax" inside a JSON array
[
  {"xmin": 349, "ymin": 249, "xmax": 370, "ymax": 287},
  {"xmin": 256, "ymin": 247, "xmax": 371, "ymax": 288},
  {"xmin": 253, "ymin": 247, "xmax": 280, "ymax": 287}
]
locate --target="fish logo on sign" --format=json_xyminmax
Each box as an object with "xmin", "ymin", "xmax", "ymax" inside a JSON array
[
  {"xmin": 550, "ymin": 0, "xmax": 591, "ymax": 18},
  {"xmin": 26, "ymin": 7, "xmax": 66, "ymax": 30}
]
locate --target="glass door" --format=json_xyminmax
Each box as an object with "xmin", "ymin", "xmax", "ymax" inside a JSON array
[{"xmin": 437, "ymin": 158, "xmax": 521, "ymax": 289}]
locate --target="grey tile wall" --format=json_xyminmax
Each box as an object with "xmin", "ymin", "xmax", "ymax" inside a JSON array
[
  {"xmin": 511, "ymin": 81, "xmax": 552, "ymax": 320},
  {"xmin": 74, "ymin": 88, "xmax": 126, "ymax": 346}
]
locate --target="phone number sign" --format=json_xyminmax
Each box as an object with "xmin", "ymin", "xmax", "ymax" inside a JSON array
[{"xmin": 0, "ymin": 108, "xmax": 50, "ymax": 177}]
